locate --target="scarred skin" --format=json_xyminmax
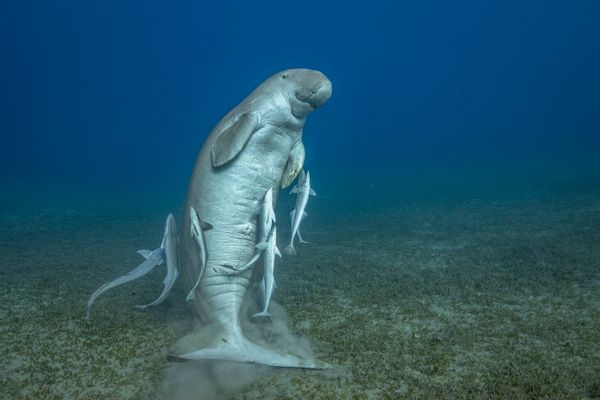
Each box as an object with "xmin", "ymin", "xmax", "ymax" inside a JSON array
[{"xmin": 179, "ymin": 69, "xmax": 332, "ymax": 359}]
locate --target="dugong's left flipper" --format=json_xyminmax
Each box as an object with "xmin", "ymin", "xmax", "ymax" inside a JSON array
[
  {"xmin": 136, "ymin": 214, "xmax": 179, "ymax": 309},
  {"xmin": 86, "ymin": 214, "xmax": 178, "ymax": 318},
  {"xmin": 280, "ymin": 141, "xmax": 305, "ymax": 189}
]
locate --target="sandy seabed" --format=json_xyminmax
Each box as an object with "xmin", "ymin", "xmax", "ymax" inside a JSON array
[{"xmin": 1, "ymin": 177, "xmax": 599, "ymax": 399}]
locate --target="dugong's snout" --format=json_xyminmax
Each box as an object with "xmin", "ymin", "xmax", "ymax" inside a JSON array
[
  {"xmin": 305, "ymin": 78, "xmax": 332, "ymax": 109},
  {"xmin": 294, "ymin": 70, "xmax": 332, "ymax": 109}
]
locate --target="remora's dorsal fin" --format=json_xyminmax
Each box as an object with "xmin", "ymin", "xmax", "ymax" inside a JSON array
[
  {"xmin": 137, "ymin": 249, "xmax": 153, "ymax": 259},
  {"xmin": 255, "ymin": 242, "xmax": 269, "ymax": 250},
  {"xmin": 200, "ymin": 221, "xmax": 213, "ymax": 230},
  {"xmin": 212, "ymin": 113, "xmax": 259, "ymax": 167},
  {"xmin": 309, "ymin": 188, "xmax": 317, "ymax": 196}
]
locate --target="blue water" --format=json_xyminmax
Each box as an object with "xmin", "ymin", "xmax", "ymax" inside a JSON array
[{"xmin": 1, "ymin": 1, "xmax": 599, "ymax": 193}]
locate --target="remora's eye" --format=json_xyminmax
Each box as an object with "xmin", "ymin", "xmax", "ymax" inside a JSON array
[{"xmin": 282, "ymin": 74, "xmax": 287, "ymax": 79}]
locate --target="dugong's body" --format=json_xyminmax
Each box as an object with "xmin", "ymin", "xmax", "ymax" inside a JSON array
[{"xmin": 177, "ymin": 69, "xmax": 332, "ymax": 367}]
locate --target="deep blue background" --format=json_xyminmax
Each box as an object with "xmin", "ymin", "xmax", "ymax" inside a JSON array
[{"xmin": 1, "ymin": 0, "xmax": 599, "ymax": 198}]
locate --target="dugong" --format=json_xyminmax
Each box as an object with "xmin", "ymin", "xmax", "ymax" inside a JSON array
[
  {"xmin": 86, "ymin": 68, "xmax": 332, "ymax": 369},
  {"xmin": 175, "ymin": 69, "xmax": 332, "ymax": 368}
]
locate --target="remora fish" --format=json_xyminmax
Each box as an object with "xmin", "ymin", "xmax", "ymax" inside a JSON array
[
  {"xmin": 86, "ymin": 213, "xmax": 178, "ymax": 318},
  {"xmin": 252, "ymin": 224, "xmax": 281, "ymax": 318},
  {"xmin": 185, "ymin": 207, "xmax": 212, "ymax": 301},
  {"xmin": 224, "ymin": 187, "xmax": 275, "ymax": 274},
  {"xmin": 284, "ymin": 170, "xmax": 316, "ymax": 256}
]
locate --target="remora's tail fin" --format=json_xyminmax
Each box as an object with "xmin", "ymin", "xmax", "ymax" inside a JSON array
[
  {"xmin": 283, "ymin": 244, "xmax": 296, "ymax": 256},
  {"xmin": 168, "ymin": 338, "xmax": 329, "ymax": 369},
  {"xmin": 86, "ymin": 214, "xmax": 178, "ymax": 318}
]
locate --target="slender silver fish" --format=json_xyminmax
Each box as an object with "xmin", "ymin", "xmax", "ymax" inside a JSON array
[
  {"xmin": 224, "ymin": 188, "xmax": 275, "ymax": 274},
  {"xmin": 284, "ymin": 170, "xmax": 316, "ymax": 256},
  {"xmin": 86, "ymin": 213, "xmax": 178, "ymax": 318},
  {"xmin": 185, "ymin": 207, "xmax": 212, "ymax": 301},
  {"xmin": 135, "ymin": 214, "xmax": 178, "ymax": 309},
  {"xmin": 253, "ymin": 224, "xmax": 281, "ymax": 318}
]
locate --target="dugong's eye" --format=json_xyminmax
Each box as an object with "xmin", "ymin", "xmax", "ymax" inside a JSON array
[{"xmin": 282, "ymin": 74, "xmax": 287, "ymax": 79}]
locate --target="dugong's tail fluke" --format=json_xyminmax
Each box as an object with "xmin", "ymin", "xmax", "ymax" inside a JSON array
[
  {"xmin": 168, "ymin": 337, "xmax": 329, "ymax": 369},
  {"xmin": 86, "ymin": 214, "xmax": 178, "ymax": 319}
]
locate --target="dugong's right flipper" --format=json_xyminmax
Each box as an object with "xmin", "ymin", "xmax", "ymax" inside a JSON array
[
  {"xmin": 211, "ymin": 113, "xmax": 260, "ymax": 167},
  {"xmin": 86, "ymin": 214, "xmax": 178, "ymax": 318},
  {"xmin": 280, "ymin": 141, "xmax": 305, "ymax": 189}
]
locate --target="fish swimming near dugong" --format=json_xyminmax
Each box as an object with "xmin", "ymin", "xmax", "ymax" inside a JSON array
[
  {"xmin": 247, "ymin": 187, "xmax": 281, "ymax": 318},
  {"xmin": 222, "ymin": 187, "xmax": 276, "ymax": 274},
  {"xmin": 285, "ymin": 169, "xmax": 316, "ymax": 256},
  {"xmin": 185, "ymin": 207, "xmax": 212, "ymax": 301},
  {"xmin": 86, "ymin": 213, "xmax": 177, "ymax": 319},
  {"xmin": 87, "ymin": 68, "xmax": 332, "ymax": 369}
]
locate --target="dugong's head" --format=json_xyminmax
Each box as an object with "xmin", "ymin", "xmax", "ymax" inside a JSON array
[{"xmin": 265, "ymin": 68, "xmax": 332, "ymax": 119}]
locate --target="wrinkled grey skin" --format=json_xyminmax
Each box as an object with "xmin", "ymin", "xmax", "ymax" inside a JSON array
[{"xmin": 177, "ymin": 69, "xmax": 331, "ymax": 367}]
